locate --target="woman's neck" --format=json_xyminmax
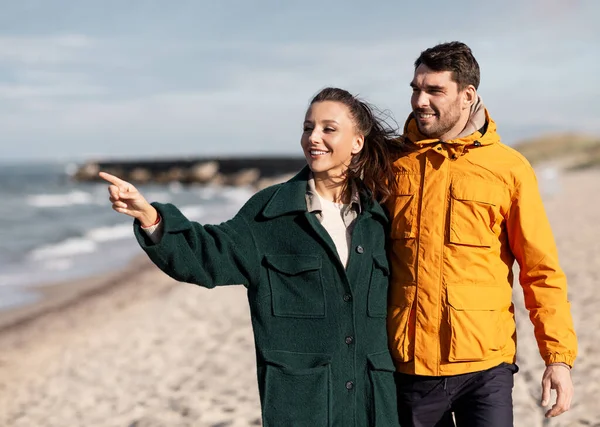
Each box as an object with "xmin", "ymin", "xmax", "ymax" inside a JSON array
[{"xmin": 313, "ymin": 172, "xmax": 350, "ymax": 204}]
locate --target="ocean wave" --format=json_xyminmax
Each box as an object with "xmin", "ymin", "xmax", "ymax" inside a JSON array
[
  {"xmin": 194, "ymin": 186, "xmax": 220, "ymax": 200},
  {"xmin": 27, "ymin": 221, "xmax": 137, "ymax": 262},
  {"xmin": 29, "ymin": 237, "xmax": 97, "ymax": 261},
  {"xmin": 221, "ymin": 187, "xmax": 255, "ymax": 204},
  {"xmin": 0, "ymin": 274, "xmax": 20, "ymax": 287},
  {"xmin": 179, "ymin": 204, "xmax": 205, "ymax": 220},
  {"xmin": 27, "ymin": 190, "xmax": 93, "ymax": 208},
  {"xmin": 144, "ymin": 191, "xmax": 173, "ymax": 202},
  {"xmin": 85, "ymin": 224, "xmax": 133, "ymax": 242},
  {"xmin": 41, "ymin": 258, "xmax": 74, "ymax": 271},
  {"xmin": 0, "ymin": 288, "xmax": 41, "ymax": 310}
]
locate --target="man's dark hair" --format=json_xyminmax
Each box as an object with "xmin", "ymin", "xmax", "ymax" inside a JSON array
[{"xmin": 415, "ymin": 41, "xmax": 480, "ymax": 90}]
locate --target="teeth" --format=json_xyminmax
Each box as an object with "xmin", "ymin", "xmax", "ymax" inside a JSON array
[
  {"xmin": 419, "ymin": 113, "xmax": 435, "ymax": 118},
  {"xmin": 310, "ymin": 150, "xmax": 328, "ymax": 155}
]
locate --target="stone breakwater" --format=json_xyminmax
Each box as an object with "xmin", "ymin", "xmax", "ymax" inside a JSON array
[{"xmin": 74, "ymin": 156, "xmax": 307, "ymax": 188}]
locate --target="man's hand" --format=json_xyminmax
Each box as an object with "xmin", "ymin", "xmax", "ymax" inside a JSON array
[{"xmin": 541, "ymin": 363, "xmax": 573, "ymax": 418}]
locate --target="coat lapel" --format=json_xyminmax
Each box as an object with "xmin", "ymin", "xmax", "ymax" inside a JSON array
[{"xmin": 261, "ymin": 166, "xmax": 345, "ymax": 270}]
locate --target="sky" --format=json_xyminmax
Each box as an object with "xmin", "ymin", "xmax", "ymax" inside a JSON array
[{"xmin": 1, "ymin": 0, "xmax": 599, "ymax": 162}]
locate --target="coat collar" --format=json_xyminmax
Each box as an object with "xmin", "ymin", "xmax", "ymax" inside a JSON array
[
  {"xmin": 262, "ymin": 166, "xmax": 387, "ymax": 223},
  {"xmin": 305, "ymin": 172, "xmax": 362, "ymax": 216},
  {"xmin": 262, "ymin": 166, "xmax": 311, "ymax": 218}
]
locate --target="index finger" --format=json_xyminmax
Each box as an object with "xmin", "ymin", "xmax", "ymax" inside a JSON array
[
  {"xmin": 547, "ymin": 388, "xmax": 569, "ymax": 417},
  {"xmin": 99, "ymin": 171, "xmax": 129, "ymax": 187}
]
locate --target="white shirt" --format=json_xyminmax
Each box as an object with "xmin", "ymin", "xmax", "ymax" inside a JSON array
[{"xmin": 315, "ymin": 191, "xmax": 353, "ymax": 268}]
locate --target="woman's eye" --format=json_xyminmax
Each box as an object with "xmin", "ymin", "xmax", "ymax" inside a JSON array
[
  {"xmin": 303, "ymin": 127, "xmax": 313, "ymax": 132},
  {"xmin": 324, "ymin": 127, "xmax": 335, "ymax": 132}
]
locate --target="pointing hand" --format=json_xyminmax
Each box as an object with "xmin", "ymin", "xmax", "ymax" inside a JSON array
[{"xmin": 98, "ymin": 172, "xmax": 158, "ymax": 227}]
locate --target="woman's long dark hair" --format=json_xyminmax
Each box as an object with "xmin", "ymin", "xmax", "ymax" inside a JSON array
[{"xmin": 309, "ymin": 87, "xmax": 404, "ymax": 203}]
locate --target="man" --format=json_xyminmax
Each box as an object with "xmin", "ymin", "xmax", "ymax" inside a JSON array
[{"xmin": 386, "ymin": 41, "xmax": 577, "ymax": 427}]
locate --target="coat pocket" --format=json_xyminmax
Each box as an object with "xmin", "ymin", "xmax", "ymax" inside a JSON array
[
  {"xmin": 366, "ymin": 351, "xmax": 399, "ymax": 427},
  {"xmin": 389, "ymin": 176, "xmax": 418, "ymax": 240},
  {"xmin": 446, "ymin": 285, "xmax": 510, "ymax": 362},
  {"xmin": 449, "ymin": 179, "xmax": 499, "ymax": 247},
  {"xmin": 368, "ymin": 253, "xmax": 391, "ymax": 318},
  {"xmin": 387, "ymin": 285, "xmax": 416, "ymax": 363},
  {"xmin": 265, "ymin": 255, "xmax": 325, "ymax": 318},
  {"xmin": 261, "ymin": 350, "xmax": 332, "ymax": 427}
]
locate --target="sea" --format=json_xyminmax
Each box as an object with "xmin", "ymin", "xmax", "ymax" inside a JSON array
[{"xmin": 0, "ymin": 161, "xmax": 255, "ymax": 312}]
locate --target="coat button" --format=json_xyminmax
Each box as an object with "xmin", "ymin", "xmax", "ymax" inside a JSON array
[
  {"xmin": 474, "ymin": 141, "xmax": 481, "ymax": 147},
  {"xmin": 355, "ymin": 245, "xmax": 364, "ymax": 254},
  {"xmin": 437, "ymin": 146, "xmax": 442, "ymax": 151},
  {"xmin": 345, "ymin": 381, "xmax": 354, "ymax": 390},
  {"xmin": 345, "ymin": 336, "xmax": 354, "ymax": 345},
  {"xmin": 343, "ymin": 294, "xmax": 352, "ymax": 302}
]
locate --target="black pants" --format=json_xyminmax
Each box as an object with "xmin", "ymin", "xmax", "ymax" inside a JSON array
[{"xmin": 395, "ymin": 363, "xmax": 518, "ymax": 427}]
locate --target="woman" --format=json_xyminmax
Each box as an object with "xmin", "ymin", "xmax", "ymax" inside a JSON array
[{"xmin": 100, "ymin": 87, "xmax": 402, "ymax": 426}]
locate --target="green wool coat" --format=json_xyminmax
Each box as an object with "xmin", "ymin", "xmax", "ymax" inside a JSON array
[{"xmin": 133, "ymin": 167, "xmax": 400, "ymax": 427}]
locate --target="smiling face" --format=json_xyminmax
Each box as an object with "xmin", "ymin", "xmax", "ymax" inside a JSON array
[
  {"xmin": 301, "ymin": 100, "xmax": 364, "ymax": 180},
  {"xmin": 410, "ymin": 64, "xmax": 476, "ymax": 141}
]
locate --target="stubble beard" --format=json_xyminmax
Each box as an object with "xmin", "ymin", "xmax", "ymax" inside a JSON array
[{"xmin": 417, "ymin": 100, "xmax": 464, "ymax": 140}]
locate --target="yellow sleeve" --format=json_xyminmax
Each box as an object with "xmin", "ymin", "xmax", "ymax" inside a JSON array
[{"xmin": 506, "ymin": 164, "xmax": 577, "ymax": 367}]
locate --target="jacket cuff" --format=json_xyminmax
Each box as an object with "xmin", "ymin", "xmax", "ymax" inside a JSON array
[
  {"xmin": 133, "ymin": 202, "xmax": 194, "ymax": 249},
  {"xmin": 544, "ymin": 353, "xmax": 576, "ymax": 368}
]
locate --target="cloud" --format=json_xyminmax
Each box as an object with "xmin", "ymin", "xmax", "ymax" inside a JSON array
[
  {"xmin": 0, "ymin": 37, "xmax": 418, "ymax": 160},
  {"xmin": 0, "ymin": 83, "xmax": 106, "ymax": 99},
  {"xmin": 0, "ymin": 34, "xmax": 93, "ymax": 65},
  {"xmin": 0, "ymin": 2, "xmax": 599, "ymax": 162}
]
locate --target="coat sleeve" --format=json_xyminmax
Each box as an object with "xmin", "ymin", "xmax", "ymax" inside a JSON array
[
  {"xmin": 133, "ymin": 202, "xmax": 260, "ymax": 288},
  {"xmin": 506, "ymin": 164, "xmax": 577, "ymax": 367}
]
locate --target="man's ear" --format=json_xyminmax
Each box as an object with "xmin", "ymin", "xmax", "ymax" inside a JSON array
[{"xmin": 462, "ymin": 85, "xmax": 477, "ymax": 109}]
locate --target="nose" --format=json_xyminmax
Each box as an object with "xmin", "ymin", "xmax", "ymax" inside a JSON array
[
  {"xmin": 308, "ymin": 129, "xmax": 322, "ymax": 145},
  {"xmin": 412, "ymin": 90, "xmax": 429, "ymax": 109}
]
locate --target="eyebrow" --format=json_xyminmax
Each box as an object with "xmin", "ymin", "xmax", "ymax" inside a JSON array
[
  {"xmin": 303, "ymin": 119, "xmax": 339, "ymax": 125},
  {"xmin": 410, "ymin": 82, "xmax": 446, "ymax": 91}
]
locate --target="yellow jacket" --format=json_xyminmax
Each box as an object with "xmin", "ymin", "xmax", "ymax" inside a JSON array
[{"xmin": 386, "ymin": 107, "xmax": 577, "ymax": 376}]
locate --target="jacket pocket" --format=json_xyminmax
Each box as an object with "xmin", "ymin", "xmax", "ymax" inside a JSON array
[
  {"xmin": 446, "ymin": 284, "xmax": 510, "ymax": 362},
  {"xmin": 366, "ymin": 351, "xmax": 400, "ymax": 427},
  {"xmin": 449, "ymin": 179, "xmax": 499, "ymax": 247},
  {"xmin": 390, "ymin": 175, "xmax": 418, "ymax": 240},
  {"xmin": 387, "ymin": 285, "xmax": 416, "ymax": 362},
  {"xmin": 265, "ymin": 255, "xmax": 325, "ymax": 318},
  {"xmin": 261, "ymin": 350, "xmax": 332, "ymax": 427},
  {"xmin": 368, "ymin": 253, "xmax": 390, "ymax": 318}
]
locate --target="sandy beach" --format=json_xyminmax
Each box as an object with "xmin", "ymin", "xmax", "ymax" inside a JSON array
[{"xmin": 0, "ymin": 167, "xmax": 598, "ymax": 427}]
